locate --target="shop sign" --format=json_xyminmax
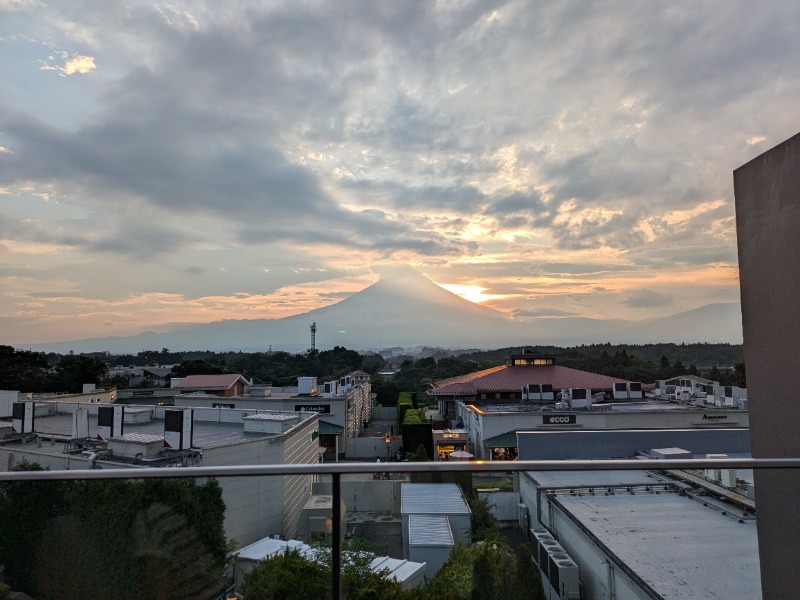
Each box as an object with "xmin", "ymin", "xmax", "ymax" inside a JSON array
[
  {"xmin": 542, "ymin": 414, "xmax": 576, "ymax": 425},
  {"xmin": 296, "ymin": 404, "xmax": 331, "ymax": 413}
]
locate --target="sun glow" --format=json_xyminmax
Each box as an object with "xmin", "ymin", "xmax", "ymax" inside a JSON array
[{"xmin": 440, "ymin": 284, "xmax": 509, "ymax": 304}]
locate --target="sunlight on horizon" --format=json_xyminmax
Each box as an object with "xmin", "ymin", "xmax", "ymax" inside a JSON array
[{"xmin": 439, "ymin": 284, "xmax": 511, "ymax": 305}]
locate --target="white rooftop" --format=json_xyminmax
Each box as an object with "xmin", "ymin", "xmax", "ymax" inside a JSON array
[
  {"xmin": 556, "ymin": 492, "xmax": 760, "ymax": 598},
  {"xmin": 234, "ymin": 537, "xmax": 426, "ymax": 585},
  {"xmin": 401, "ymin": 483, "xmax": 470, "ymax": 516},
  {"xmin": 528, "ymin": 469, "xmax": 655, "ymax": 488},
  {"xmin": 408, "ymin": 515, "xmax": 454, "ymax": 546},
  {"xmin": 243, "ymin": 413, "xmax": 298, "ymax": 421},
  {"xmin": 109, "ymin": 432, "xmax": 164, "ymax": 444}
]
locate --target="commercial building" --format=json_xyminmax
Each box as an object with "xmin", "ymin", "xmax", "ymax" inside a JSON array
[
  {"xmin": 429, "ymin": 351, "xmax": 644, "ymax": 422},
  {"xmin": 173, "ymin": 374, "xmax": 372, "ymax": 460},
  {"xmin": 456, "ymin": 401, "xmax": 749, "ymax": 461},
  {"xmin": 514, "ymin": 426, "xmax": 759, "ymax": 598}
]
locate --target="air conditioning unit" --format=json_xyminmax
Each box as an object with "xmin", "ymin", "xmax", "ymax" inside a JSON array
[
  {"xmin": 628, "ymin": 382, "xmax": 643, "ymax": 399},
  {"xmin": 517, "ymin": 503, "xmax": 529, "ymax": 529},
  {"xmin": 613, "ymin": 382, "xmax": 628, "ymax": 401},
  {"xmin": 540, "ymin": 384, "xmax": 555, "ymax": 401},
  {"xmin": 531, "ymin": 529, "xmax": 555, "ymax": 570},
  {"xmin": 540, "ymin": 539, "xmax": 563, "ymax": 582},
  {"xmin": 547, "ymin": 553, "xmax": 580, "ymax": 599}
]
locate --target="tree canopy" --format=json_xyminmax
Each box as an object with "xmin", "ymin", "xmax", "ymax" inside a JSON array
[{"xmin": 0, "ymin": 462, "xmax": 228, "ymax": 599}]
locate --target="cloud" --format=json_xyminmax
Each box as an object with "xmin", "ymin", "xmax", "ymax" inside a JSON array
[
  {"xmin": 1, "ymin": 0, "xmax": 798, "ymax": 342},
  {"xmin": 39, "ymin": 50, "xmax": 96, "ymax": 76},
  {"xmin": 624, "ymin": 288, "xmax": 674, "ymax": 309},
  {"xmin": 512, "ymin": 307, "xmax": 578, "ymax": 318}
]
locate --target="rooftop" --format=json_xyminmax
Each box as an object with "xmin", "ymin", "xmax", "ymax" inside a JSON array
[
  {"xmin": 554, "ymin": 491, "xmax": 760, "ymax": 598},
  {"xmin": 175, "ymin": 374, "xmax": 249, "ymax": 390},
  {"xmin": 429, "ymin": 363, "xmax": 641, "ymax": 396}
]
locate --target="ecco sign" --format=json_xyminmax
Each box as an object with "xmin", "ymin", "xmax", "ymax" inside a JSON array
[{"xmin": 542, "ymin": 414, "xmax": 577, "ymax": 425}]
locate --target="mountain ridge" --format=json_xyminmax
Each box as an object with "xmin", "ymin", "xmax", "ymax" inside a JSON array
[{"xmin": 15, "ymin": 268, "xmax": 743, "ymax": 353}]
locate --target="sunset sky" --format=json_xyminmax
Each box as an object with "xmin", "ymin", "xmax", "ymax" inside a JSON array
[{"xmin": 2, "ymin": 1, "xmax": 799, "ymax": 345}]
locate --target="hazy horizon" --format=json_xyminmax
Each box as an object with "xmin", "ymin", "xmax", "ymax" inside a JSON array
[{"xmin": 2, "ymin": 2, "xmax": 797, "ymax": 344}]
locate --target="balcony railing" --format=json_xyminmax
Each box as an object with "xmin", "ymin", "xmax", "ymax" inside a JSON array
[{"xmin": 1, "ymin": 457, "xmax": 795, "ymax": 600}]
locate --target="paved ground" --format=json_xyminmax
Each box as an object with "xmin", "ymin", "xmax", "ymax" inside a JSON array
[{"xmin": 347, "ymin": 512, "xmax": 404, "ymax": 558}]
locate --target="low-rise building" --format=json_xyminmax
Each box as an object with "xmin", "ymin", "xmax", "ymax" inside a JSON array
[
  {"xmin": 429, "ymin": 351, "xmax": 645, "ymax": 422},
  {"xmin": 173, "ymin": 374, "xmax": 372, "ymax": 460}
]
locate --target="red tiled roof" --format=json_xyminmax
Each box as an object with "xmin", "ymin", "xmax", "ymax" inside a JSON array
[
  {"xmin": 175, "ymin": 374, "xmax": 247, "ymax": 389},
  {"xmin": 429, "ymin": 364, "xmax": 634, "ymax": 396}
]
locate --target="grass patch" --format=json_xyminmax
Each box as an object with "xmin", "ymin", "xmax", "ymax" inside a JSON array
[{"xmin": 474, "ymin": 479, "xmax": 514, "ymax": 492}]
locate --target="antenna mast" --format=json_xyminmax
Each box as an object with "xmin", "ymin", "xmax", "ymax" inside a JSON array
[{"xmin": 310, "ymin": 321, "xmax": 317, "ymax": 351}]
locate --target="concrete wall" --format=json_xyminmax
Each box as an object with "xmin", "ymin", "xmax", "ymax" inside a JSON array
[
  {"xmin": 371, "ymin": 406, "xmax": 397, "ymax": 420},
  {"xmin": 199, "ymin": 415, "xmax": 320, "ymax": 546},
  {"xmin": 734, "ymin": 130, "xmax": 800, "ymax": 600},
  {"xmin": 519, "ymin": 473, "xmax": 655, "ymax": 600},
  {"xmin": 517, "ymin": 428, "xmax": 750, "ymax": 460},
  {"xmin": 344, "ymin": 436, "xmax": 403, "ymax": 460},
  {"xmin": 478, "ymin": 490, "xmax": 519, "ymax": 522},
  {"xmin": 312, "ymin": 479, "xmax": 401, "ymax": 513}
]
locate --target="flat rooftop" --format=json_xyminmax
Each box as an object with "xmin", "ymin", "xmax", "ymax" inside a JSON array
[
  {"xmin": 526, "ymin": 469, "xmax": 655, "ymax": 488},
  {"xmin": 473, "ymin": 401, "xmax": 740, "ymax": 414},
  {"xmin": 30, "ymin": 412, "xmax": 278, "ymax": 450},
  {"xmin": 554, "ymin": 491, "xmax": 760, "ymax": 598}
]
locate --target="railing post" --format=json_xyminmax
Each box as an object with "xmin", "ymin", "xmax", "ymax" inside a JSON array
[{"xmin": 332, "ymin": 472, "xmax": 341, "ymax": 600}]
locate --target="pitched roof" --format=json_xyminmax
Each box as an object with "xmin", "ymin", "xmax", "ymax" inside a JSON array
[
  {"xmin": 175, "ymin": 374, "xmax": 248, "ymax": 390},
  {"xmin": 484, "ymin": 430, "xmax": 519, "ymax": 448},
  {"xmin": 429, "ymin": 364, "xmax": 634, "ymax": 396},
  {"xmin": 319, "ymin": 420, "xmax": 345, "ymax": 434},
  {"xmin": 142, "ymin": 367, "xmax": 174, "ymax": 377}
]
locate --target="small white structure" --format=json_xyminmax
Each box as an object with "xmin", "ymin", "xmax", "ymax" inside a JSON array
[
  {"xmin": 401, "ymin": 483, "xmax": 471, "ymax": 558},
  {"xmin": 232, "ymin": 536, "xmax": 426, "ymax": 589},
  {"xmin": 0, "ymin": 390, "xmax": 19, "ymax": 418},
  {"xmin": 406, "ymin": 514, "xmax": 454, "ymax": 577}
]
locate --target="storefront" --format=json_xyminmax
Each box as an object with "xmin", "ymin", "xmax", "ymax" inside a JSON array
[
  {"xmin": 485, "ymin": 430, "xmax": 518, "ymax": 461},
  {"xmin": 432, "ymin": 429, "xmax": 470, "ymax": 460}
]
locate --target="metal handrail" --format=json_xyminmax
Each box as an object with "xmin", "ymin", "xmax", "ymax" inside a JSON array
[
  {"xmin": 2, "ymin": 457, "xmax": 791, "ymax": 599},
  {"xmin": 0, "ymin": 457, "xmax": 797, "ymax": 481}
]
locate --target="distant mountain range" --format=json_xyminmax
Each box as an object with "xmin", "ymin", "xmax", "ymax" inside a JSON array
[{"xmin": 19, "ymin": 266, "xmax": 743, "ymax": 354}]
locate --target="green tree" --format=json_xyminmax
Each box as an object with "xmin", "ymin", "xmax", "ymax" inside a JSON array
[
  {"xmin": 0, "ymin": 345, "xmax": 51, "ymax": 392},
  {"xmin": 0, "ymin": 468, "xmax": 228, "ymax": 599},
  {"xmin": 240, "ymin": 550, "xmax": 329, "ymax": 600},
  {"xmin": 464, "ymin": 492, "xmax": 500, "ymax": 543},
  {"xmin": 471, "ymin": 551, "xmax": 494, "ymax": 600},
  {"xmin": 513, "ymin": 544, "xmax": 545, "ymax": 600},
  {"xmin": 172, "ymin": 358, "xmax": 230, "ymax": 377},
  {"xmin": 413, "ymin": 444, "xmax": 430, "ymax": 462},
  {"xmin": 53, "ymin": 355, "xmax": 109, "ymax": 393},
  {"xmin": 731, "ymin": 361, "xmax": 746, "ymax": 387},
  {"xmin": 0, "ymin": 460, "xmax": 68, "ymax": 592}
]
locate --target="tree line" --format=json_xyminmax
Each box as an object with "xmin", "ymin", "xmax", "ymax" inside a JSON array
[{"xmin": 1, "ymin": 343, "xmax": 745, "ymax": 400}]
